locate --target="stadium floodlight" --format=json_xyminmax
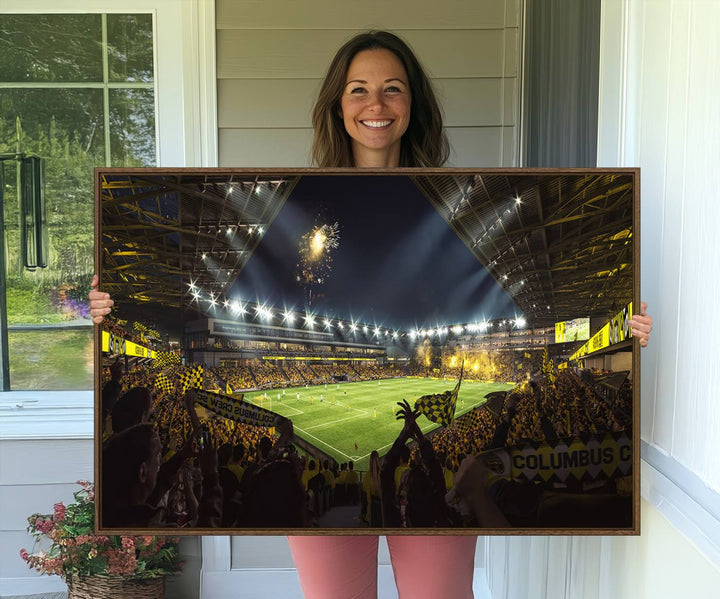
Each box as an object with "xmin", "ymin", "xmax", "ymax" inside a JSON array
[
  {"xmin": 409, "ymin": 330, "xmax": 416, "ymax": 340},
  {"xmin": 208, "ymin": 295, "xmax": 218, "ymax": 309},
  {"xmin": 452, "ymin": 325, "xmax": 464, "ymax": 335},
  {"xmin": 515, "ymin": 196, "xmax": 522, "ymax": 204},
  {"xmin": 258, "ymin": 226, "xmax": 264, "ymax": 235},
  {"xmin": 363, "ymin": 325, "xmax": 368, "ymax": 334},
  {"xmin": 231, "ymin": 300, "xmax": 245, "ymax": 315},
  {"xmin": 392, "ymin": 331, "xmax": 398, "ymax": 339},
  {"xmin": 337, "ymin": 321, "xmax": 344, "ymax": 330},
  {"xmin": 283, "ymin": 311, "xmax": 295, "ymax": 324},
  {"xmin": 254, "ymin": 304, "xmax": 272, "ymax": 320},
  {"xmin": 324, "ymin": 318, "xmax": 332, "ymax": 329},
  {"xmin": 349, "ymin": 322, "xmax": 357, "ymax": 333},
  {"xmin": 374, "ymin": 327, "xmax": 381, "ymax": 337},
  {"xmin": 515, "ymin": 316, "xmax": 527, "ymax": 328},
  {"xmin": 188, "ymin": 279, "xmax": 197, "ymax": 291},
  {"xmin": 304, "ymin": 313, "xmax": 316, "ymax": 328},
  {"xmin": 502, "ymin": 274, "xmax": 508, "ymax": 280},
  {"xmin": 223, "ymin": 299, "xmax": 230, "ymax": 308},
  {"xmin": 201, "ymin": 253, "xmax": 207, "ymax": 260},
  {"xmin": 191, "ymin": 290, "xmax": 200, "ymax": 302}
]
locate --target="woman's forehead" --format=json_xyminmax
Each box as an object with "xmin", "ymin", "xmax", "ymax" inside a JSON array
[{"xmin": 345, "ymin": 48, "xmax": 408, "ymax": 82}]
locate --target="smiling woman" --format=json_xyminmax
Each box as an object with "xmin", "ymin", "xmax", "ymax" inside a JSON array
[
  {"xmin": 311, "ymin": 30, "xmax": 448, "ymax": 168},
  {"xmin": 339, "ymin": 48, "xmax": 412, "ymax": 167}
]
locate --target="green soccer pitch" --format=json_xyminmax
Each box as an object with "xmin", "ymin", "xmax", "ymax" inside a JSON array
[{"xmin": 244, "ymin": 378, "xmax": 516, "ymax": 471}]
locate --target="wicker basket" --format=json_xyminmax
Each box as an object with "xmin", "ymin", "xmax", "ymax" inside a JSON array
[{"xmin": 67, "ymin": 575, "xmax": 165, "ymax": 599}]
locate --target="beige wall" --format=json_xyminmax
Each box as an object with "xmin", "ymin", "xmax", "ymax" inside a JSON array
[
  {"xmin": 216, "ymin": 0, "xmax": 521, "ymax": 167},
  {"xmin": 600, "ymin": 500, "xmax": 720, "ymax": 599},
  {"xmin": 484, "ymin": 500, "xmax": 720, "ymax": 599}
]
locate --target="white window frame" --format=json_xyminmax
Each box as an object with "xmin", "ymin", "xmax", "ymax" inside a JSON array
[{"xmin": 0, "ymin": 0, "xmax": 217, "ymax": 436}]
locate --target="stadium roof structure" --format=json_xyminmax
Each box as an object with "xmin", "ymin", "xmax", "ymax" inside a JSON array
[
  {"xmin": 100, "ymin": 170, "xmax": 300, "ymax": 308},
  {"xmin": 100, "ymin": 169, "xmax": 635, "ymax": 329},
  {"xmin": 411, "ymin": 171, "xmax": 635, "ymax": 328}
]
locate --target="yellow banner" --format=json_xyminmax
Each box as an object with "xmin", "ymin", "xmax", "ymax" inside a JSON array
[
  {"xmin": 101, "ymin": 331, "xmax": 156, "ymax": 359},
  {"xmin": 570, "ymin": 302, "xmax": 632, "ymax": 361}
]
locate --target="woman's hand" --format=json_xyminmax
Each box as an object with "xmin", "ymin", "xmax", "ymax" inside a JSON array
[
  {"xmin": 89, "ymin": 274, "xmax": 113, "ymax": 324},
  {"xmin": 629, "ymin": 301, "xmax": 653, "ymax": 348}
]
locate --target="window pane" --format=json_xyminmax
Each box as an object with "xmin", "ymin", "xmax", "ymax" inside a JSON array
[
  {"xmin": 0, "ymin": 14, "xmax": 103, "ymax": 82},
  {"xmin": 110, "ymin": 88, "xmax": 156, "ymax": 166},
  {"xmin": 1, "ymin": 89, "xmax": 100, "ymax": 390},
  {"xmin": 107, "ymin": 14, "xmax": 154, "ymax": 83},
  {"xmin": 0, "ymin": 11, "xmax": 156, "ymax": 390},
  {"xmin": 9, "ymin": 329, "xmax": 94, "ymax": 390}
]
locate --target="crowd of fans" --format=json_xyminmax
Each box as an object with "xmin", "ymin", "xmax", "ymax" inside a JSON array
[
  {"xmin": 406, "ymin": 350, "xmax": 544, "ymax": 384},
  {"xmin": 102, "ymin": 316, "xmax": 152, "ymax": 348},
  {"xmin": 100, "ymin": 318, "xmax": 632, "ymax": 529}
]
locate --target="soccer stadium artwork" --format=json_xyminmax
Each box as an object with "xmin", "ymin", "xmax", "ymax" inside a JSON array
[{"xmin": 95, "ymin": 168, "xmax": 640, "ymax": 535}]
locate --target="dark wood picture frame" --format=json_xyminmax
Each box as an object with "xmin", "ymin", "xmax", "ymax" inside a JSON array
[{"xmin": 95, "ymin": 167, "xmax": 640, "ymax": 536}]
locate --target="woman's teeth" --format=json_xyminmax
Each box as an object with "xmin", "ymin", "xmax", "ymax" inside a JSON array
[{"xmin": 362, "ymin": 120, "xmax": 392, "ymax": 128}]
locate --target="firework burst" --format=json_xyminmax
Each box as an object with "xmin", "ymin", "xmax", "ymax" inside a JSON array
[{"xmin": 296, "ymin": 222, "xmax": 340, "ymax": 288}]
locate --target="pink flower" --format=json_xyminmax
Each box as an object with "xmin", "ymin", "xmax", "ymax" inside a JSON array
[
  {"xmin": 34, "ymin": 518, "xmax": 54, "ymax": 535},
  {"xmin": 107, "ymin": 548, "xmax": 137, "ymax": 576},
  {"xmin": 53, "ymin": 502, "xmax": 66, "ymax": 522},
  {"xmin": 121, "ymin": 537, "xmax": 135, "ymax": 550},
  {"xmin": 19, "ymin": 548, "xmax": 29, "ymax": 562}
]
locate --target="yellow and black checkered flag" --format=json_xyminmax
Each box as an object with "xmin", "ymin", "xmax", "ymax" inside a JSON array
[
  {"xmin": 456, "ymin": 407, "xmax": 481, "ymax": 434},
  {"xmin": 179, "ymin": 364, "xmax": 204, "ymax": 394},
  {"xmin": 414, "ymin": 362, "xmax": 463, "ymax": 427},
  {"xmin": 154, "ymin": 373, "xmax": 174, "ymax": 394},
  {"xmin": 154, "ymin": 351, "xmax": 181, "ymax": 369}
]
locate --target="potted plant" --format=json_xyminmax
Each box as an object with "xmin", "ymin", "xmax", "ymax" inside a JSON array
[{"xmin": 20, "ymin": 480, "xmax": 182, "ymax": 599}]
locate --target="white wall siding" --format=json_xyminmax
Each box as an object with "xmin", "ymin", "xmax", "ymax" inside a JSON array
[
  {"xmin": 216, "ymin": 0, "xmax": 521, "ymax": 168},
  {"xmin": 0, "ymin": 438, "xmax": 93, "ymax": 591}
]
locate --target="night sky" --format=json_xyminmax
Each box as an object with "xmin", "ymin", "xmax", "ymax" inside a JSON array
[{"xmin": 229, "ymin": 175, "xmax": 519, "ymax": 330}]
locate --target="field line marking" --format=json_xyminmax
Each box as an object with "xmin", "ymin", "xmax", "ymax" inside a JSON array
[
  {"xmin": 304, "ymin": 412, "xmax": 366, "ymax": 431},
  {"xmin": 293, "ymin": 426, "xmax": 354, "ymax": 461}
]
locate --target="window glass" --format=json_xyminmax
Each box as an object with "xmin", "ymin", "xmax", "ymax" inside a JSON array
[
  {"xmin": 0, "ymin": 15, "xmax": 103, "ymax": 82},
  {"xmin": 107, "ymin": 14, "xmax": 154, "ymax": 83},
  {"xmin": 0, "ymin": 13, "xmax": 156, "ymax": 390},
  {"xmin": 109, "ymin": 88, "xmax": 156, "ymax": 167}
]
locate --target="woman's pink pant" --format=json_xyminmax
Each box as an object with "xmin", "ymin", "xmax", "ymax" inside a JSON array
[{"xmin": 287, "ymin": 535, "xmax": 477, "ymax": 599}]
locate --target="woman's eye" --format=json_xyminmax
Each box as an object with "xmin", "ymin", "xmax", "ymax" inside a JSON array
[
  {"xmin": 349, "ymin": 87, "xmax": 367, "ymax": 94},
  {"xmin": 385, "ymin": 86, "xmax": 402, "ymax": 93}
]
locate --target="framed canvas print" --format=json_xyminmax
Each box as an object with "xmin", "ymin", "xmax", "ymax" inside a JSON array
[{"xmin": 95, "ymin": 167, "xmax": 639, "ymax": 535}]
